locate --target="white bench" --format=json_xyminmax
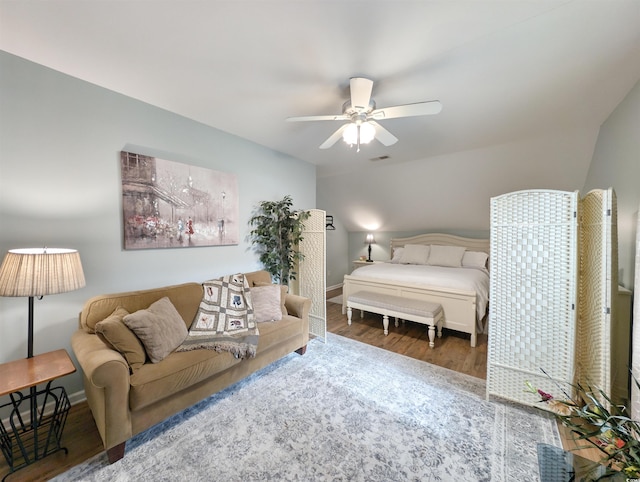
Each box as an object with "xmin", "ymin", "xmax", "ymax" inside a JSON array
[{"xmin": 346, "ymin": 291, "xmax": 444, "ymax": 348}]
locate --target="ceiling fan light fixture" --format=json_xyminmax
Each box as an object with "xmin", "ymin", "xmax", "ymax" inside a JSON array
[
  {"xmin": 342, "ymin": 123, "xmax": 358, "ymax": 146},
  {"xmin": 360, "ymin": 122, "xmax": 376, "ymax": 143},
  {"xmin": 287, "ymin": 77, "xmax": 441, "ymax": 150},
  {"xmin": 343, "ymin": 122, "xmax": 375, "ymax": 148}
]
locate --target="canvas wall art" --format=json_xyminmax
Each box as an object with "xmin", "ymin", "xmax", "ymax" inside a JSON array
[{"xmin": 120, "ymin": 151, "xmax": 239, "ymax": 249}]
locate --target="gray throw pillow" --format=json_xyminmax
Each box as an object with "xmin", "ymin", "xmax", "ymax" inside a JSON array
[
  {"xmin": 95, "ymin": 307, "xmax": 147, "ymax": 372},
  {"xmin": 123, "ymin": 297, "xmax": 188, "ymax": 363}
]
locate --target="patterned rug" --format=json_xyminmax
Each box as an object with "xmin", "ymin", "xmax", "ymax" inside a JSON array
[{"xmin": 55, "ymin": 334, "xmax": 560, "ymax": 481}]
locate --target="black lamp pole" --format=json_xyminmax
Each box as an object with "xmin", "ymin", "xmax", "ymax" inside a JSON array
[
  {"xmin": 27, "ymin": 296, "xmax": 35, "ymax": 358},
  {"xmin": 366, "ymin": 234, "xmax": 375, "ymax": 262}
]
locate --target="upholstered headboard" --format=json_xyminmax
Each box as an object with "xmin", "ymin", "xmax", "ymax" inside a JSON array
[{"xmin": 390, "ymin": 233, "xmax": 490, "ymax": 258}]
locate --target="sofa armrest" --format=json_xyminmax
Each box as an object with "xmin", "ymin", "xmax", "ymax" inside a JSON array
[
  {"xmin": 71, "ymin": 330, "xmax": 133, "ymax": 451},
  {"xmin": 284, "ymin": 293, "xmax": 312, "ymax": 321}
]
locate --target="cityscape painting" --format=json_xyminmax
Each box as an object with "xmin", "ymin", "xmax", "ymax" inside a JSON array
[{"xmin": 120, "ymin": 151, "xmax": 239, "ymax": 250}]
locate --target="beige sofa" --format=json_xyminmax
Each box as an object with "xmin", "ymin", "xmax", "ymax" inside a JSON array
[{"xmin": 71, "ymin": 270, "xmax": 310, "ymax": 463}]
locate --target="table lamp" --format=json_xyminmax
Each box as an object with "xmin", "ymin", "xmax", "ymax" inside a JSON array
[
  {"xmin": 365, "ymin": 234, "xmax": 376, "ymax": 262},
  {"xmin": 0, "ymin": 248, "xmax": 86, "ymax": 358}
]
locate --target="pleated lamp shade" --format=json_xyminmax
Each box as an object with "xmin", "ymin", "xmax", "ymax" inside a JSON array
[{"xmin": 0, "ymin": 248, "xmax": 86, "ymax": 297}]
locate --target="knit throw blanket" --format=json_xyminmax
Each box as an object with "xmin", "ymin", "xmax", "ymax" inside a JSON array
[{"xmin": 177, "ymin": 273, "xmax": 259, "ymax": 358}]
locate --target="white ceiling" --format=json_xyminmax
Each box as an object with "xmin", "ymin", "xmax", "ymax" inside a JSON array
[{"xmin": 1, "ymin": 1, "xmax": 639, "ymax": 232}]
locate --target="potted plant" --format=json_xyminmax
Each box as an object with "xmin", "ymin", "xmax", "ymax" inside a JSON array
[
  {"xmin": 526, "ymin": 372, "xmax": 640, "ymax": 480},
  {"xmin": 248, "ymin": 195, "xmax": 310, "ymax": 284}
]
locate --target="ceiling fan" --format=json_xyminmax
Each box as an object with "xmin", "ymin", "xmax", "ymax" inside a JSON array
[{"xmin": 286, "ymin": 77, "xmax": 442, "ymax": 151}]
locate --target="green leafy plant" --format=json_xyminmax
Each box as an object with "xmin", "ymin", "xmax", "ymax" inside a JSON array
[
  {"xmin": 526, "ymin": 371, "xmax": 640, "ymax": 480},
  {"xmin": 248, "ymin": 195, "xmax": 310, "ymax": 284}
]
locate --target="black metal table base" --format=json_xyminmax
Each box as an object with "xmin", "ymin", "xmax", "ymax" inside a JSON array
[{"xmin": 0, "ymin": 382, "xmax": 71, "ymax": 481}]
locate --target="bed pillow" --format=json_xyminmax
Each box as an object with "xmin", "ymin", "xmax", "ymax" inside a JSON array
[
  {"xmin": 462, "ymin": 251, "xmax": 489, "ymax": 270},
  {"xmin": 427, "ymin": 245, "xmax": 466, "ymax": 267},
  {"xmin": 390, "ymin": 247, "xmax": 404, "ymax": 263},
  {"xmin": 399, "ymin": 244, "xmax": 430, "ymax": 265},
  {"xmin": 95, "ymin": 307, "xmax": 147, "ymax": 372},
  {"xmin": 251, "ymin": 284, "xmax": 283, "ymax": 323},
  {"xmin": 123, "ymin": 297, "xmax": 188, "ymax": 363}
]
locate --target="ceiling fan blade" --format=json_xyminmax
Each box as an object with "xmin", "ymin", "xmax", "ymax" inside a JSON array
[
  {"xmin": 371, "ymin": 100, "xmax": 442, "ymax": 120},
  {"xmin": 350, "ymin": 77, "xmax": 374, "ymax": 110},
  {"xmin": 287, "ymin": 114, "xmax": 349, "ymax": 122},
  {"xmin": 319, "ymin": 124, "xmax": 349, "ymax": 149},
  {"xmin": 369, "ymin": 121, "xmax": 398, "ymax": 146}
]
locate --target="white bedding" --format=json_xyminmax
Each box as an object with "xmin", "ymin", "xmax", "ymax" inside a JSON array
[{"xmin": 351, "ymin": 263, "xmax": 490, "ymax": 320}]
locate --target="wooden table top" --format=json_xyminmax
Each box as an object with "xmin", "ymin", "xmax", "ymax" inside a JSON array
[{"xmin": 0, "ymin": 349, "xmax": 76, "ymax": 397}]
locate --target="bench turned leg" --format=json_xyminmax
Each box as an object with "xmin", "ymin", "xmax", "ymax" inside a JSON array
[
  {"xmin": 428, "ymin": 323, "xmax": 436, "ymax": 348},
  {"xmin": 394, "ymin": 317, "xmax": 399, "ymax": 328},
  {"xmin": 382, "ymin": 315, "xmax": 389, "ymax": 335},
  {"xmin": 347, "ymin": 306, "xmax": 352, "ymax": 326}
]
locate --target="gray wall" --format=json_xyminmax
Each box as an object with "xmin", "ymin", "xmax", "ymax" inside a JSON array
[
  {"xmin": 325, "ymin": 214, "xmax": 349, "ymax": 290},
  {"xmin": 583, "ymin": 80, "xmax": 640, "ymax": 290},
  {"xmin": 0, "ymin": 52, "xmax": 316, "ymax": 401}
]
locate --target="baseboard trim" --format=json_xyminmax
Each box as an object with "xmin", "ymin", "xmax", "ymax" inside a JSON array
[
  {"xmin": 1, "ymin": 389, "xmax": 87, "ymax": 429},
  {"xmin": 69, "ymin": 389, "xmax": 87, "ymax": 406},
  {"xmin": 326, "ymin": 282, "xmax": 343, "ymax": 292}
]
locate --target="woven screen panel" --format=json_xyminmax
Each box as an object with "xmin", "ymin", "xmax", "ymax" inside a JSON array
[
  {"xmin": 632, "ymin": 207, "xmax": 640, "ymax": 420},
  {"xmin": 576, "ymin": 189, "xmax": 618, "ymax": 401},
  {"xmin": 297, "ymin": 209, "xmax": 326, "ymax": 341},
  {"xmin": 488, "ymin": 190, "xmax": 578, "ymax": 407}
]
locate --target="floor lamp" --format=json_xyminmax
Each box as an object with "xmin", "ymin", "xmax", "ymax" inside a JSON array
[{"xmin": 0, "ymin": 247, "xmax": 85, "ymax": 462}]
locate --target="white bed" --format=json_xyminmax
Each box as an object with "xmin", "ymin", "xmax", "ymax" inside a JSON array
[{"xmin": 342, "ymin": 233, "xmax": 490, "ymax": 347}]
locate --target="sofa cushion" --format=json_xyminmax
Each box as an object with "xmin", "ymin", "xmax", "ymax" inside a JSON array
[
  {"xmin": 128, "ymin": 314, "xmax": 303, "ymax": 411},
  {"xmin": 251, "ymin": 284, "xmax": 283, "ymax": 323},
  {"xmin": 124, "ymin": 297, "xmax": 188, "ymax": 363},
  {"xmin": 80, "ymin": 282, "xmax": 203, "ymax": 334},
  {"xmin": 244, "ymin": 270, "xmax": 272, "ymax": 286},
  {"xmin": 129, "ymin": 349, "xmax": 242, "ymax": 411},
  {"xmin": 95, "ymin": 307, "xmax": 147, "ymax": 372},
  {"xmin": 254, "ymin": 314, "xmax": 301, "ymax": 352}
]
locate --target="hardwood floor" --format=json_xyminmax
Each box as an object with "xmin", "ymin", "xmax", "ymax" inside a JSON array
[
  {"xmin": 0, "ymin": 291, "xmax": 594, "ymax": 480},
  {"xmin": 0, "ymin": 402, "xmax": 103, "ymax": 481},
  {"xmin": 325, "ymin": 290, "xmax": 488, "ymax": 379}
]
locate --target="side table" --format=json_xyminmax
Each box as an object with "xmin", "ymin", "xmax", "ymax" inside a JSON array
[
  {"xmin": 352, "ymin": 260, "xmax": 381, "ymax": 272},
  {"xmin": 0, "ymin": 349, "xmax": 75, "ymax": 480}
]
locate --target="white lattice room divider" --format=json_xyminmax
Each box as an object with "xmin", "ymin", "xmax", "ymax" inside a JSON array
[
  {"xmin": 576, "ymin": 188, "xmax": 618, "ymax": 401},
  {"xmin": 487, "ymin": 190, "xmax": 579, "ymax": 406},
  {"xmin": 292, "ymin": 209, "xmax": 327, "ymax": 342},
  {"xmin": 632, "ymin": 207, "xmax": 640, "ymax": 420}
]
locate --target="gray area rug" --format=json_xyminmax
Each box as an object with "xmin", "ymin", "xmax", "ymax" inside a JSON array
[{"xmin": 55, "ymin": 334, "xmax": 560, "ymax": 481}]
